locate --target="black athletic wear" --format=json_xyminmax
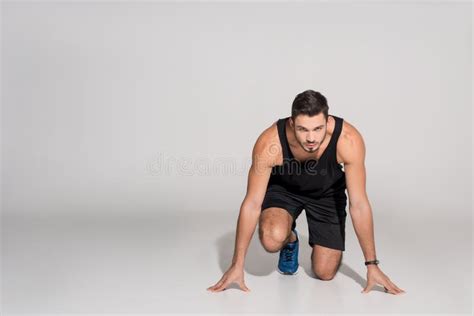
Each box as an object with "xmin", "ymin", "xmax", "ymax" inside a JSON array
[{"xmin": 261, "ymin": 115, "xmax": 348, "ymax": 251}]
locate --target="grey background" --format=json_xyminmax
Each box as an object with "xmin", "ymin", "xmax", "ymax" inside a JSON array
[{"xmin": 2, "ymin": 1, "xmax": 472, "ymax": 314}]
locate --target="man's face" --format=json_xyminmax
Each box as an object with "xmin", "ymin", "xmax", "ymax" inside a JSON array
[{"xmin": 289, "ymin": 113, "xmax": 328, "ymax": 153}]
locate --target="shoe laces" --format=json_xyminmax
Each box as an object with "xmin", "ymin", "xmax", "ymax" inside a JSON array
[{"xmin": 282, "ymin": 244, "xmax": 296, "ymax": 262}]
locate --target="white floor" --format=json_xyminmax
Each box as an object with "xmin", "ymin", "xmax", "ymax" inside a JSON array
[{"xmin": 2, "ymin": 207, "xmax": 472, "ymax": 315}]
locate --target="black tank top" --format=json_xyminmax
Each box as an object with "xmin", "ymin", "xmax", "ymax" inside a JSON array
[{"xmin": 267, "ymin": 115, "xmax": 346, "ymax": 199}]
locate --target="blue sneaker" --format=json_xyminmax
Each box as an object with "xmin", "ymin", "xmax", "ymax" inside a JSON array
[{"xmin": 277, "ymin": 228, "xmax": 299, "ymax": 275}]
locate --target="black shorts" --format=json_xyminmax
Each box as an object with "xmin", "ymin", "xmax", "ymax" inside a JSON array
[{"xmin": 261, "ymin": 184, "xmax": 348, "ymax": 251}]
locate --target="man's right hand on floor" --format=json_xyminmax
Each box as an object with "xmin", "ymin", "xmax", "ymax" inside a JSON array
[{"xmin": 206, "ymin": 265, "xmax": 251, "ymax": 293}]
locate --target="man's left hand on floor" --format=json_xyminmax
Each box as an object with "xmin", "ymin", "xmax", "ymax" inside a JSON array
[{"xmin": 361, "ymin": 265, "xmax": 406, "ymax": 295}]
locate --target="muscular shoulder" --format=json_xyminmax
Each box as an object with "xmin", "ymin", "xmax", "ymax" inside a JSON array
[
  {"xmin": 338, "ymin": 119, "xmax": 366, "ymax": 164},
  {"xmin": 252, "ymin": 121, "xmax": 282, "ymax": 168}
]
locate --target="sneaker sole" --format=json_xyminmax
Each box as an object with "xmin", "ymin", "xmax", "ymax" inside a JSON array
[{"xmin": 277, "ymin": 265, "xmax": 299, "ymax": 275}]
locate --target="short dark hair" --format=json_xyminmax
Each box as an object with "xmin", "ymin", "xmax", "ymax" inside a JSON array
[{"xmin": 291, "ymin": 90, "xmax": 329, "ymax": 121}]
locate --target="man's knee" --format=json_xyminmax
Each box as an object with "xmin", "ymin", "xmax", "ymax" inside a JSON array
[
  {"xmin": 259, "ymin": 225, "xmax": 289, "ymax": 253},
  {"xmin": 313, "ymin": 268, "xmax": 336, "ymax": 281},
  {"xmin": 312, "ymin": 260, "xmax": 341, "ymax": 280}
]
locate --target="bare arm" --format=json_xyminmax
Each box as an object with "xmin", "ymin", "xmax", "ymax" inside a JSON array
[
  {"xmin": 340, "ymin": 127, "xmax": 377, "ymax": 263},
  {"xmin": 207, "ymin": 127, "xmax": 277, "ymax": 293},
  {"xmin": 231, "ymin": 135, "xmax": 274, "ymax": 269},
  {"xmin": 341, "ymin": 122, "xmax": 405, "ymax": 295}
]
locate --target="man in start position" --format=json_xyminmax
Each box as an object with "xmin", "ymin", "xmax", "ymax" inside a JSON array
[{"xmin": 207, "ymin": 90, "xmax": 405, "ymax": 295}]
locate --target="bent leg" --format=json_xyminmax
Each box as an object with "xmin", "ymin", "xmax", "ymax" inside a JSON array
[
  {"xmin": 259, "ymin": 207, "xmax": 295, "ymax": 253},
  {"xmin": 311, "ymin": 244, "xmax": 343, "ymax": 280}
]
